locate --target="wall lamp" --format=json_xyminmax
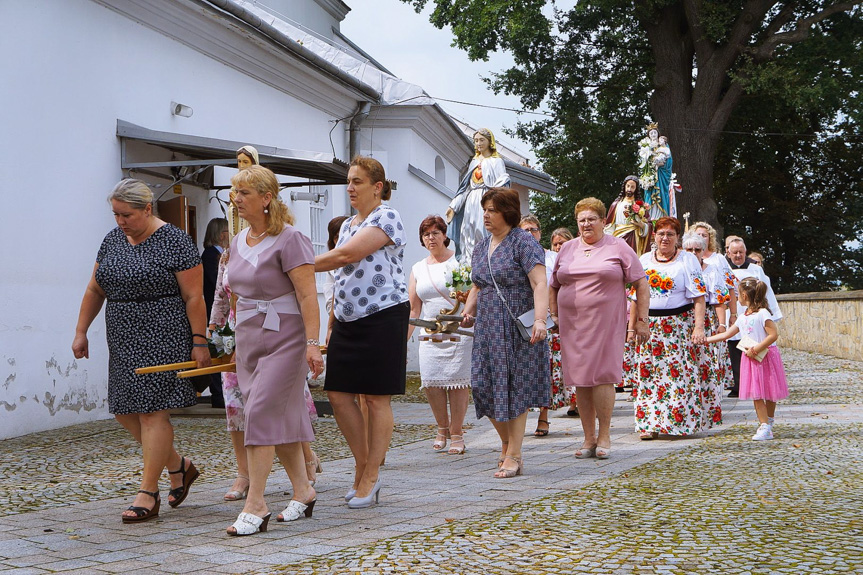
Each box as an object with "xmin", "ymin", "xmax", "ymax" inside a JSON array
[
  {"xmin": 171, "ymin": 101, "xmax": 194, "ymax": 118},
  {"xmin": 290, "ymin": 188, "xmax": 328, "ymax": 205}
]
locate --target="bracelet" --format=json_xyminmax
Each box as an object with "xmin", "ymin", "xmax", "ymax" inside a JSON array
[
  {"xmin": 533, "ymin": 320, "xmax": 546, "ymax": 325},
  {"xmin": 192, "ymin": 343, "xmax": 209, "ymax": 348},
  {"xmin": 192, "ymin": 333, "xmax": 208, "ymax": 340},
  {"xmin": 719, "ymin": 323, "xmax": 727, "ymax": 327},
  {"xmin": 306, "ymin": 339, "xmax": 320, "ymax": 346},
  {"xmin": 626, "ymin": 330, "xmax": 635, "ymax": 333}
]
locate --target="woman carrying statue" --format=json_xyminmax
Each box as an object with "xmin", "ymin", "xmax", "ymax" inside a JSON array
[
  {"xmin": 604, "ymin": 175, "xmax": 652, "ymax": 256},
  {"xmin": 446, "ymin": 128, "xmax": 510, "ymax": 266}
]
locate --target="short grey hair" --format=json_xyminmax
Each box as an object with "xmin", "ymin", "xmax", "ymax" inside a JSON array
[
  {"xmin": 682, "ymin": 233, "xmax": 707, "ymax": 251},
  {"xmin": 108, "ymin": 179, "xmax": 153, "ymax": 209},
  {"xmin": 727, "ymin": 237, "xmax": 746, "ymax": 250}
]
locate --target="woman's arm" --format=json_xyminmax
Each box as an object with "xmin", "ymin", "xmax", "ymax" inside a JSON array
[
  {"xmin": 176, "ymin": 265, "xmax": 212, "ymax": 368},
  {"xmin": 548, "ymin": 284, "xmax": 559, "ymax": 327},
  {"xmin": 72, "ymin": 263, "xmax": 107, "ymax": 359},
  {"xmin": 714, "ymin": 302, "xmax": 728, "ymax": 333},
  {"xmin": 315, "ymin": 226, "xmax": 392, "ymax": 272},
  {"xmin": 407, "ymin": 271, "xmax": 422, "ymax": 341},
  {"xmin": 460, "ymin": 285, "xmax": 480, "ymax": 327},
  {"xmin": 691, "ymin": 295, "xmax": 706, "ymax": 345},
  {"xmin": 704, "ymin": 323, "xmax": 739, "ymax": 344},
  {"xmin": 527, "ymin": 264, "xmax": 548, "ymax": 344},
  {"xmin": 632, "ymin": 277, "xmax": 650, "ymax": 344},
  {"xmin": 288, "ymin": 263, "xmax": 324, "ymax": 378}
]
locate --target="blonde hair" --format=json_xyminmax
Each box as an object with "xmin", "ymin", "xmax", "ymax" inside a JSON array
[
  {"xmin": 231, "ymin": 165, "xmax": 294, "ymax": 236},
  {"xmin": 692, "ymin": 221, "xmax": 718, "ymax": 253},
  {"xmin": 551, "ymin": 227, "xmax": 574, "ymax": 242},
  {"xmin": 108, "ymin": 179, "xmax": 153, "ymax": 209},
  {"xmin": 519, "ymin": 214, "xmax": 540, "ymax": 229},
  {"xmin": 574, "ymin": 197, "xmax": 607, "ymax": 220}
]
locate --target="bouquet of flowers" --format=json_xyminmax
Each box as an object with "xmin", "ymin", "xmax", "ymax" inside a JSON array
[
  {"xmin": 445, "ymin": 262, "xmax": 472, "ymax": 298},
  {"xmin": 208, "ymin": 323, "xmax": 235, "ymax": 358},
  {"xmin": 624, "ymin": 200, "xmax": 649, "ymax": 224}
]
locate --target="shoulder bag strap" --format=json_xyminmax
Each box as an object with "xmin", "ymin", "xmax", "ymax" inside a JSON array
[
  {"xmin": 487, "ymin": 240, "xmax": 520, "ymax": 324},
  {"xmin": 425, "ymin": 260, "xmax": 455, "ymax": 304}
]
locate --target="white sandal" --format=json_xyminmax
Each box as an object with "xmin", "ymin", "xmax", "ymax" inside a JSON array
[
  {"xmin": 276, "ymin": 499, "xmax": 316, "ymax": 522},
  {"xmin": 227, "ymin": 512, "xmax": 270, "ymax": 536}
]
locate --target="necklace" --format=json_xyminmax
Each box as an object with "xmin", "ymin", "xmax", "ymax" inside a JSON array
[
  {"xmin": 249, "ymin": 228, "xmax": 267, "ymax": 240},
  {"xmin": 654, "ymin": 248, "xmax": 677, "ymax": 263}
]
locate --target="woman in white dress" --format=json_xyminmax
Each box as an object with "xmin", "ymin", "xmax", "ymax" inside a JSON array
[{"xmin": 408, "ymin": 215, "xmax": 473, "ymax": 455}]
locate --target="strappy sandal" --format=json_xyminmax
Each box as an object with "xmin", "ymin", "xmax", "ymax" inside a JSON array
[
  {"xmin": 596, "ymin": 445, "xmax": 611, "ymax": 460},
  {"xmin": 497, "ymin": 441, "xmax": 509, "ymax": 468},
  {"xmin": 224, "ymin": 475, "xmax": 249, "ymax": 501},
  {"xmin": 306, "ymin": 453, "xmax": 323, "ymax": 486},
  {"xmin": 122, "ymin": 489, "xmax": 160, "ymax": 523},
  {"xmin": 494, "ymin": 455, "xmax": 523, "ymax": 479},
  {"xmin": 534, "ymin": 419, "xmax": 550, "ymax": 437},
  {"xmin": 433, "ymin": 427, "xmax": 450, "ymax": 451},
  {"xmin": 168, "ymin": 457, "xmax": 199, "ymax": 508},
  {"xmin": 448, "ymin": 434, "xmax": 466, "ymax": 455},
  {"xmin": 640, "ymin": 432, "xmax": 659, "ymax": 441}
]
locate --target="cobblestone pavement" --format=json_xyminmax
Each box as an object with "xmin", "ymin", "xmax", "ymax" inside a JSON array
[
  {"xmin": 0, "ymin": 420, "xmax": 431, "ymax": 517},
  {"xmin": 0, "ymin": 349, "xmax": 860, "ymax": 574}
]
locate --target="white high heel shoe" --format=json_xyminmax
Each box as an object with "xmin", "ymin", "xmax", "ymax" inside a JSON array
[{"xmin": 347, "ymin": 478, "xmax": 381, "ymax": 509}]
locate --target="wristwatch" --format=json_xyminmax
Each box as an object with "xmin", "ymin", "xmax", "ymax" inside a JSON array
[{"xmin": 637, "ymin": 317, "xmax": 650, "ymax": 323}]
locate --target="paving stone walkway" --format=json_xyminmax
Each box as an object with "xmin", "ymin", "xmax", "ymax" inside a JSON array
[{"xmin": 1, "ymin": 349, "xmax": 860, "ymax": 574}]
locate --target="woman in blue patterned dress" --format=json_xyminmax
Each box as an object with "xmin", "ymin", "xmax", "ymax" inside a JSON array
[{"xmin": 460, "ymin": 188, "xmax": 550, "ymax": 478}]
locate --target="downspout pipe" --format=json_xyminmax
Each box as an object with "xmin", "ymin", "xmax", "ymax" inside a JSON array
[
  {"xmin": 349, "ymin": 101, "xmax": 372, "ymax": 160},
  {"xmin": 203, "ymin": 0, "xmax": 382, "ymax": 102}
]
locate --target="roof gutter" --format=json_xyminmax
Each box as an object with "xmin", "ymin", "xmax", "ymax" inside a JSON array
[{"xmin": 202, "ymin": 0, "xmax": 381, "ymax": 103}]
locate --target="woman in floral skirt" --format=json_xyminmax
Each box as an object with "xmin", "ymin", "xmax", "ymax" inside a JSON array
[{"xmin": 625, "ymin": 217, "xmax": 720, "ymax": 438}]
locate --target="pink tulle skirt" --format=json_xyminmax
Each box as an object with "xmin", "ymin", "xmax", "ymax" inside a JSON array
[{"xmin": 739, "ymin": 346, "xmax": 789, "ymax": 402}]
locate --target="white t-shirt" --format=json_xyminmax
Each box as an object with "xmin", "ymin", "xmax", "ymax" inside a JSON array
[
  {"xmin": 728, "ymin": 262, "xmax": 782, "ymax": 340},
  {"xmin": 734, "ymin": 308, "xmax": 776, "ymax": 348},
  {"xmin": 636, "ymin": 250, "xmax": 707, "ymax": 309},
  {"xmin": 333, "ymin": 204, "xmax": 408, "ymax": 322}
]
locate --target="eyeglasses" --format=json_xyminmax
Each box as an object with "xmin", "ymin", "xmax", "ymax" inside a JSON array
[
  {"xmin": 684, "ymin": 247, "xmax": 703, "ymax": 252},
  {"xmin": 656, "ymin": 232, "xmax": 677, "ymax": 238},
  {"xmin": 577, "ymin": 217, "xmax": 600, "ymax": 226},
  {"xmin": 422, "ymin": 231, "xmax": 443, "ymax": 239},
  {"xmin": 523, "ymin": 227, "xmax": 540, "ymax": 233}
]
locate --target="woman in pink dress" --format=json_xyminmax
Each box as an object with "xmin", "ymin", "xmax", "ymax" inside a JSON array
[
  {"xmin": 549, "ymin": 198, "xmax": 649, "ymax": 459},
  {"xmin": 224, "ymin": 165, "xmax": 324, "ymax": 536}
]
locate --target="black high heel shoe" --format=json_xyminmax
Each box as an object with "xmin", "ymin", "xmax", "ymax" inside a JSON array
[
  {"xmin": 168, "ymin": 457, "xmax": 199, "ymax": 508},
  {"xmin": 122, "ymin": 489, "xmax": 160, "ymax": 523}
]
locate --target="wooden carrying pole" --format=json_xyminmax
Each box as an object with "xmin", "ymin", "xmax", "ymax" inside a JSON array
[
  {"xmin": 177, "ymin": 363, "xmax": 236, "ymax": 378},
  {"xmin": 134, "ymin": 356, "xmax": 230, "ymax": 375}
]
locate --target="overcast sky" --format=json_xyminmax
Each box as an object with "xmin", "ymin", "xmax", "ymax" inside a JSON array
[{"xmin": 340, "ymin": 0, "xmax": 544, "ymax": 164}]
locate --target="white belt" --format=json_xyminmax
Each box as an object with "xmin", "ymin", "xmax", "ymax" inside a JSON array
[{"xmin": 236, "ymin": 292, "xmax": 299, "ymax": 331}]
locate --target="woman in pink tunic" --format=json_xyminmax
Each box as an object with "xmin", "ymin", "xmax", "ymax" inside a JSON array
[
  {"xmin": 549, "ymin": 197, "xmax": 649, "ymax": 460},
  {"xmin": 225, "ymin": 166, "xmax": 324, "ymax": 536}
]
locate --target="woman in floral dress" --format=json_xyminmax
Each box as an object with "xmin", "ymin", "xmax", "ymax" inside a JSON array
[
  {"xmin": 682, "ymin": 233, "xmax": 733, "ymax": 428},
  {"xmin": 625, "ymin": 217, "xmax": 719, "ymax": 438}
]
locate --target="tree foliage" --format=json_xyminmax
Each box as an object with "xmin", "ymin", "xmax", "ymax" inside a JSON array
[{"xmin": 402, "ymin": 0, "xmax": 863, "ymax": 291}]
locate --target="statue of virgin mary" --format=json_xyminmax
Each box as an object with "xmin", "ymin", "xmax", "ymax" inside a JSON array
[{"xmin": 446, "ymin": 128, "xmax": 511, "ymax": 266}]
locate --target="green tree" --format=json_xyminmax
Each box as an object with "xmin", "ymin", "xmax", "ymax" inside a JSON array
[{"xmin": 402, "ymin": 0, "xmax": 862, "ymax": 291}]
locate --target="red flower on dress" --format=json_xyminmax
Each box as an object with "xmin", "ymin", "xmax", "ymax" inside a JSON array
[
  {"xmin": 713, "ymin": 409, "xmax": 723, "ymax": 422},
  {"xmin": 670, "ymin": 367, "xmax": 680, "ymax": 378},
  {"xmin": 672, "ymin": 409, "xmax": 684, "ymax": 423},
  {"xmin": 640, "ymin": 367, "xmax": 650, "ymax": 378},
  {"xmin": 636, "ymin": 408, "xmax": 645, "ymax": 419}
]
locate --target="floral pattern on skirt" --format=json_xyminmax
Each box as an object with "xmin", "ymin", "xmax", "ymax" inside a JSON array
[
  {"xmin": 701, "ymin": 306, "xmax": 734, "ymax": 393},
  {"xmin": 624, "ymin": 309, "xmax": 722, "ymax": 435},
  {"xmin": 548, "ymin": 332, "xmax": 571, "ymax": 409},
  {"xmin": 223, "ymin": 372, "xmax": 245, "ymax": 432}
]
